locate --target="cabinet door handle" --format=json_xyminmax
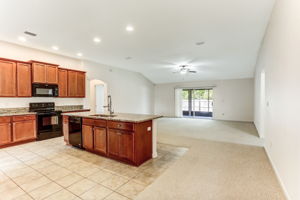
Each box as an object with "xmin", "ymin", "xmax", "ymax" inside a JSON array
[
  {"xmin": 117, "ymin": 132, "xmax": 122, "ymax": 136},
  {"xmin": 117, "ymin": 124, "xmax": 121, "ymax": 127}
]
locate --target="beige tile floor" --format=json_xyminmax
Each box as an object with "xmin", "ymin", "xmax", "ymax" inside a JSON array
[{"xmin": 0, "ymin": 137, "xmax": 188, "ymax": 200}]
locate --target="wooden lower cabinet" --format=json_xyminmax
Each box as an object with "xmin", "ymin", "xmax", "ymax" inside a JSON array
[
  {"xmin": 0, "ymin": 122, "xmax": 11, "ymax": 145},
  {"xmin": 82, "ymin": 124, "xmax": 107, "ymax": 154},
  {"xmin": 107, "ymin": 129, "xmax": 120, "ymax": 157},
  {"xmin": 82, "ymin": 125, "xmax": 94, "ymax": 151},
  {"xmin": 63, "ymin": 116, "xmax": 69, "ymax": 143},
  {"xmin": 94, "ymin": 127, "xmax": 107, "ymax": 154},
  {"xmin": 108, "ymin": 129, "xmax": 134, "ymax": 162},
  {"xmin": 0, "ymin": 115, "xmax": 36, "ymax": 148},
  {"xmin": 80, "ymin": 118, "xmax": 152, "ymax": 166},
  {"xmin": 13, "ymin": 120, "xmax": 36, "ymax": 142},
  {"xmin": 119, "ymin": 131, "xmax": 134, "ymax": 161}
]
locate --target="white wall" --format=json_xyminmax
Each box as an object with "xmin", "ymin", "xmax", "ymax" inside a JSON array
[
  {"xmin": 155, "ymin": 78, "xmax": 254, "ymax": 122},
  {"xmin": 0, "ymin": 41, "xmax": 155, "ymax": 114},
  {"xmin": 254, "ymin": 0, "xmax": 300, "ymax": 199},
  {"xmin": 84, "ymin": 60, "xmax": 154, "ymax": 114}
]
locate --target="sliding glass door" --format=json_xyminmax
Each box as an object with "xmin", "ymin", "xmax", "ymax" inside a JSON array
[{"xmin": 182, "ymin": 89, "xmax": 213, "ymax": 117}]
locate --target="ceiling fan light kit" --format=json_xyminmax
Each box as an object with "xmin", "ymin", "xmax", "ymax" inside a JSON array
[{"xmin": 174, "ymin": 65, "xmax": 197, "ymax": 75}]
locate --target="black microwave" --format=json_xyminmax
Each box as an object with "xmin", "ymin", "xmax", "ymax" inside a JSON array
[{"xmin": 32, "ymin": 83, "xmax": 59, "ymax": 97}]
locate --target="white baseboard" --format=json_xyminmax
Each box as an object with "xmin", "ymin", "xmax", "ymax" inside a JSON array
[{"xmin": 264, "ymin": 146, "xmax": 291, "ymax": 200}]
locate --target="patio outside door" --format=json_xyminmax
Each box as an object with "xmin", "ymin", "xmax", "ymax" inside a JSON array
[{"xmin": 182, "ymin": 89, "xmax": 213, "ymax": 117}]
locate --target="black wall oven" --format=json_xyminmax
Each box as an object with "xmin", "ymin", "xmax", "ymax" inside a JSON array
[{"xmin": 32, "ymin": 83, "xmax": 58, "ymax": 97}]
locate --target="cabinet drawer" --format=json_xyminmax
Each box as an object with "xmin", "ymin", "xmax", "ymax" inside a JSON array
[
  {"xmin": 83, "ymin": 118, "xmax": 106, "ymax": 127},
  {"xmin": 94, "ymin": 119, "xmax": 107, "ymax": 127},
  {"xmin": 82, "ymin": 118, "xmax": 95, "ymax": 126},
  {"xmin": 107, "ymin": 121, "xmax": 134, "ymax": 131},
  {"xmin": 0, "ymin": 116, "xmax": 11, "ymax": 123},
  {"xmin": 12, "ymin": 115, "xmax": 36, "ymax": 122}
]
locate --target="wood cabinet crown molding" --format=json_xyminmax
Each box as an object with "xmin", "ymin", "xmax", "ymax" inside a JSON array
[
  {"xmin": 29, "ymin": 60, "xmax": 59, "ymax": 66},
  {"xmin": 0, "ymin": 57, "xmax": 31, "ymax": 64}
]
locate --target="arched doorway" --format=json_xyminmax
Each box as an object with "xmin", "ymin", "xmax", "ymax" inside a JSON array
[{"xmin": 89, "ymin": 79, "xmax": 108, "ymax": 113}]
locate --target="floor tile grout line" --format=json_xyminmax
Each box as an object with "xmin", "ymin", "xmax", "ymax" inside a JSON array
[
  {"xmin": 3, "ymin": 141, "xmax": 86, "ymax": 199},
  {"xmin": 15, "ymin": 147, "xmax": 132, "ymax": 198},
  {"xmin": 4, "ymin": 172, "xmax": 35, "ymax": 200},
  {"xmin": 1, "ymin": 138, "xmax": 183, "ymax": 200}
]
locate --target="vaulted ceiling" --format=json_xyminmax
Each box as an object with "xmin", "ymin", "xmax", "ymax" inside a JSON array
[{"xmin": 0, "ymin": 0, "xmax": 274, "ymax": 83}]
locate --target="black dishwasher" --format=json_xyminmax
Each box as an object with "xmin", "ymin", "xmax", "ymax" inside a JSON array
[{"xmin": 68, "ymin": 117, "xmax": 83, "ymax": 149}]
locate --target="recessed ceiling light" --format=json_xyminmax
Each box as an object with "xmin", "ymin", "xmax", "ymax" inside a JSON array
[
  {"xmin": 52, "ymin": 46, "xmax": 59, "ymax": 50},
  {"xmin": 18, "ymin": 36, "xmax": 27, "ymax": 42},
  {"xmin": 126, "ymin": 25, "xmax": 134, "ymax": 32},
  {"xmin": 77, "ymin": 53, "xmax": 83, "ymax": 57},
  {"xmin": 93, "ymin": 37, "xmax": 101, "ymax": 43},
  {"xmin": 196, "ymin": 41, "xmax": 205, "ymax": 46}
]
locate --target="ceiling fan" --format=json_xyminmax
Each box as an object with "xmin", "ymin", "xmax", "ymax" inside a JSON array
[{"xmin": 173, "ymin": 65, "xmax": 197, "ymax": 74}]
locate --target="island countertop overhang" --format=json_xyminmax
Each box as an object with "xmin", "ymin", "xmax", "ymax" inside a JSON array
[{"xmin": 62, "ymin": 111, "xmax": 163, "ymax": 123}]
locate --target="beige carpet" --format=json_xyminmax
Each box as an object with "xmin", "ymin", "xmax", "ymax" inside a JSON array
[
  {"xmin": 136, "ymin": 118, "xmax": 286, "ymax": 200},
  {"xmin": 157, "ymin": 117, "xmax": 264, "ymax": 146}
]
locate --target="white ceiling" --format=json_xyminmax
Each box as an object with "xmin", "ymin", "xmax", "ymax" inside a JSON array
[{"xmin": 0, "ymin": 0, "xmax": 274, "ymax": 84}]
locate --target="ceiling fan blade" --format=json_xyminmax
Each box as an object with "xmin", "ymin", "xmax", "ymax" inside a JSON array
[{"xmin": 189, "ymin": 71, "xmax": 197, "ymax": 73}]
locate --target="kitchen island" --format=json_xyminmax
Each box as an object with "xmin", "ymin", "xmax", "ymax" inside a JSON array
[{"xmin": 62, "ymin": 112, "xmax": 162, "ymax": 166}]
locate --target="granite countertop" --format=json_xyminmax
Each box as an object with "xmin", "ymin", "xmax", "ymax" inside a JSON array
[
  {"xmin": 57, "ymin": 108, "xmax": 91, "ymax": 113},
  {"xmin": 0, "ymin": 105, "xmax": 88, "ymax": 117},
  {"xmin": 62, "ymin": 111, "xmax": 163, "ymax": 123},
  {"xmin": 0, "ymin": 109, "xmax": 90, "ymax": 116},
  {"xmin": 0, "ymin": 112, "xmax": 37, "ymax": 117}
]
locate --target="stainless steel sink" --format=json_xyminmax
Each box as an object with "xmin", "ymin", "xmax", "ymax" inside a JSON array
[{"xmin": 90, "ymin": 114, "xmax": 117, "ymax": 118}]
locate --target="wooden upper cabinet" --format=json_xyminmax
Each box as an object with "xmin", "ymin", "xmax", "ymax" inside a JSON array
[
  {"xmin": 67, "ymin": 70, "xmax": 86, "ymax": 97},
  {"xmin": 46, "ymin": 65, "xmax": 58, "ymax": 84},
  {"xmin": 68, "ymin": 71, "xmax": 77, "ymax": 97},
  {"xmin": 17, "ymin": 63, "xmax": 32, "ymax": 97},
  {"xmin": 77, "ymin": 72, "xmax": 85, "ymax": 97},
  {"xmin": 32, "ymin": 62, "xmax": 58, "ymax": 84},
  {"xmin": 0, "ymin": 60, "xmax": 17, "ymax": 97},
  {"xmin": 32, "ymin": 62, "xmax": 46, "ymax": 83},
  {"xmin": 0, "ymin": 58, "xmax": 86, "ymax": 98},
  {"xmin": 94, "ymin": 127, "xmax": 107, "ymax": 154},
  {"xmin": 58, "ymin": 69, "xmax": 68, "ymax": 97}
]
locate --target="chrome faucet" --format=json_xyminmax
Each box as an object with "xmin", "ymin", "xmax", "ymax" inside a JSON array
[{"xmin": 103, "ymin": 95, "xmax": 114, "ymax": 115}]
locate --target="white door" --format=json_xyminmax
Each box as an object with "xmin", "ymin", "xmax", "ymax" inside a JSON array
[{"xmin": 95, "ymin": 85, "xmax": 105, "ymax": 113}]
